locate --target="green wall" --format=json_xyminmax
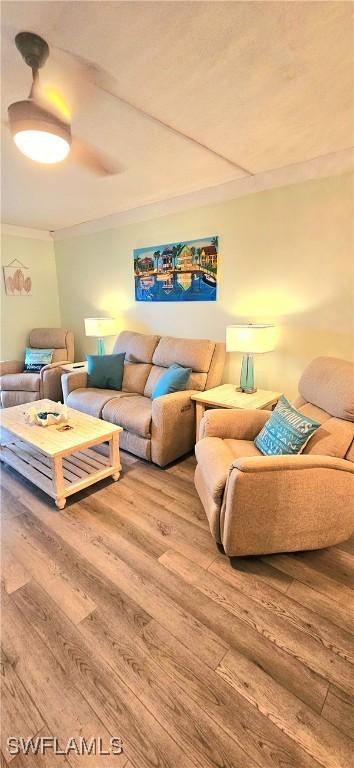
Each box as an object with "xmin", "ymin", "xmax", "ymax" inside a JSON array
[
  {"xmin": 54, "ymin": 173, "xmax": 353, "ymax": 399},
  {"xmin": 1, "ymin": 234, "xmax": 60, "ymax": 361}
]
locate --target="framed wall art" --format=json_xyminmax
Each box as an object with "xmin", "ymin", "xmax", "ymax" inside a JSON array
[
  {"xmin": 134, "ymin": 236, "xmax": 218, "ymax": 302},
  {"xmin": 3, "ymin": 258, "xmax": 32, "ymax": 296}
]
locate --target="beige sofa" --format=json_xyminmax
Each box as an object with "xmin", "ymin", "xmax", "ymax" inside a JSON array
[
  {"xmin": 0, "ymin": 328, "xmax": 74, "ymax": 408},
  {"xmin": 62, "ymin": 330, "xmax": 225, "ymax": 466},
  {"xmin": 195, "ymin": 356, "xmax": 354, "ymax": 556}
]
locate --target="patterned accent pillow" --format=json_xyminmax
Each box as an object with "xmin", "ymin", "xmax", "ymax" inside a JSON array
[
  {"xmin": 24, "ymin": 348, "xmax": 54, "ymax": 373},
  {"xmin": 255, "ymin": 395, "xmax": 321, "ymax": 456}
]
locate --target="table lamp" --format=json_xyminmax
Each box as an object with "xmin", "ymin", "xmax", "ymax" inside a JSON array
[
  {"xmin": 226, "ymin": 324, "xmax": 276, "ymax": 393},
  {"xmin": 84, "ymin": 317, "xmax": 118, "ymax": 355}
]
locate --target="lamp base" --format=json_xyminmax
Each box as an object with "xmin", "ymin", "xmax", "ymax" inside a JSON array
[
  {"xmin": 238, "ymin": 353, "xmax": 256, "ymax": 393},
  {"xmin": 96, "ymin": 338, "xmax": 106, "ymax": 355},
  {"xmin": 235, "ymin": 386, "xmax": 257, "ymax": 394}
]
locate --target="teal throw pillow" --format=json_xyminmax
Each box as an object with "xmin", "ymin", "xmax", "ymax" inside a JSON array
[
  {"xmin": 87, "ymin": 353, "xmax": 125, "ymax": 390},
  {"xmin": 152, "ymin": 363, "xmax": 192, "ymax": 399},
  {"xmin": 255, "ymin": 395, "xmax": 321, "ymax": 456},
  {"xmin": 24, "ymin": 348, "xmax": 54, "ymax": 372}
]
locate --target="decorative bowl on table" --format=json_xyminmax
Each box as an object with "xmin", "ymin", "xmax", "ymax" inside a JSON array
[{"xmin": 25, "ymin": 403, "xmax": 69, "ymax": 427}]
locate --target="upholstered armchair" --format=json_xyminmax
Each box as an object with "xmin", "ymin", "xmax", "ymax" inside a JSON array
[
  {"xmin": 195, "ymin": 357, "xmax": 354, "ymax": 556},
  {"xmin": 0, "ymin": 328, "xmax": 74, "ymax": 408}
]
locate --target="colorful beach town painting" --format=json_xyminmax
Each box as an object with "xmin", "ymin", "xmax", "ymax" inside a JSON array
[{"xmin": 134, "ymin": 236, "xmax": 218, "ymax": 302}]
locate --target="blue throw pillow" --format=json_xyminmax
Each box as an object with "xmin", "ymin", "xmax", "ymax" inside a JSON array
[
  {"xmin": 87, "ymin": 353, "xmax": 125, "ymax": 390},
  {"xmin": 24, "ymin": 348, "xmax": 54, "ymax": 372},
  {"xmin": 152, "ymin": 363, "xmax": 192, "ymax": 399},
  {"xmin": 255, "ymin": 395, "xmax": 321, "ymax": 456}
]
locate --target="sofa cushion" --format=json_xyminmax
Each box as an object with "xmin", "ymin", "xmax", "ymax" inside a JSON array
[
  {"xmin": 120, "ymin": 430, "xmax": 151, "ymax": 461},
  {"xmin": 102, "ymin": 395, "xmax": 152, "ymax": 437},
  {"xmin": 302, "ymin": 417, "xmax": 354, "ymax": 459},
  {"xmin": 1, "ymin": 391, "xmax": 39, "ymax": 407},
  {"xmin": 0, "ymin": 372, "xmax": 40, "ymax": 392},
  {"xmin": 298, "ymin": 356, "xmax": 354, "ymax": 422},
  {"xmin": 51, "ymin": 348, "xmax": 69, "ymax": 363},
  {"xmin": 28, "ymin": 329, "xmax": 73, "ymax": 362},
  {"xmin": 223, "ymin": 439, "xmax": 262, "ymax": 460},
  {"xmin": 113, "ymin": 331, "xmax": 160, "ymax": 363},
  {"xmin": 67, "ymin": 388, "xmax": 133, "ymax": 418},
  {"xmin": 152, "ymin": 336, "xmax": 215, "ymax": 373},
  {"xmin": 122, "ymin": 362, "xmax": 152, "ymax": 395},
  {"xmin": 144, "ymin": 365, "xmax": 207, "ymax": 397},
  {"xmin": 296, "ymin": 402, "xmax": 332, "ymax": 424},
  {"xmin": 29, "ymin": 328, "xmax": 68, "ymax": 349},
  {"xmin": 206, "ymin": 342, "xmax": 226, "ymax": 390}
]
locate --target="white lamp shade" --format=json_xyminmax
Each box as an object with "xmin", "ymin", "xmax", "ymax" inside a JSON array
[
  {"xmin": 84, "ymin": 317, "xmax": 118, "ymax": 338},
  {"xmin": 226, "ymin": 324, "xmax": 276, "ymax": 354}
]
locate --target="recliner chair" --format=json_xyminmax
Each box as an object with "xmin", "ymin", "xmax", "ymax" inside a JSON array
[
  {"xmin": 0, "ymin": 328, "xmax": 74, "ymax": 407},
  {"xmin": 195, "ymin": 357, "xmax": 354, "ymax": 556}
]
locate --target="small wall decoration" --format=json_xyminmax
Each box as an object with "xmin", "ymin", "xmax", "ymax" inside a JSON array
[
  {"xmin": 134, "ymin": 236, "xmax": 218, "ymax": 302},
  {"xmin": 3, "ymin": 258, "xmax": 32, "ymax": 296}
]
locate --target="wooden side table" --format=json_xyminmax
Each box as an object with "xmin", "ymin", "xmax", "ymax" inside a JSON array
[
  {"xmin": 61, "ymin": 361, "xmax": 87, "ymax": 373},
  {"xmin": 191, "ymin": 384, "xmax": 282, "ymax": 440}
]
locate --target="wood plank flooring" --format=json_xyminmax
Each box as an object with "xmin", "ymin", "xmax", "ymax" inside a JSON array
[{"xmin": 1, "ymin": 450, "xmax": 353, "ymax": 767}]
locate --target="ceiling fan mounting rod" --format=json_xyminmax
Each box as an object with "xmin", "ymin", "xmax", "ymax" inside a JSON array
[{"xmin": 29, "ymin": 67, "xmax": 39, "ymax": 99}]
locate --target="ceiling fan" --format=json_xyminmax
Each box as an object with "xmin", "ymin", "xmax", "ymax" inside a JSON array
[
  {"xmin": 7, "ymin": 31, "xmax": 119, "ymax": 175},
  {"xmin": 6, "ymin": 29, "xmax": 251, "ymax": 177}
]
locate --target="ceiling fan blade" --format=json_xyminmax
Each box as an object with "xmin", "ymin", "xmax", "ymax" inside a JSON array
[
  {"xmin": 54, "ymin": 45, "xmax": 251, "ymax": 175},
  {"xmin": 71, "ymin": 135, "xmax": 120, "ymax": 176},
  {"xmin": 53, "ymin": 45, "xmax": 116, "ymax": 95},
  {"xmin": 34, "ymin": 83, "xmax": 71, "ymax": 123},
  {"xmin": 28, "ymin": 74, "xmax": 71, "ymax": 123}
]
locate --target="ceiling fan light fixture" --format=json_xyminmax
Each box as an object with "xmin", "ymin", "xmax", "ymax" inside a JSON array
[
  {"xmin": 13, "ymin": 129, "xmax": 70, "ymax": 164},
  {"xmin": 8, "ymin": 99, "xmax": 71, "ymax": 164}
]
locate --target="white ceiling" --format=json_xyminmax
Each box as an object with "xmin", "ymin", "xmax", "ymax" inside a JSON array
[{"xmin": 1, "ymin": 1, "xmax": 353, "ymax": 232}]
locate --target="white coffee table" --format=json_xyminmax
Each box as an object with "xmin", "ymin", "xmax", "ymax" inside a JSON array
[{"xmin": 0, "ymin": 399, "xmax": 122, "ymax": 509}]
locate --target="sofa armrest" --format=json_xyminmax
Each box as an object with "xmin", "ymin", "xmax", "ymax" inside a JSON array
[
  {"xmin": 199, "ymin": 408, "xmax": 271, "ymax": 440},
  {"xmin": 40, "ymin": 360, "xmax": 67, "ymax": 375},
  {"xmin": 61, "ymin": 371, "xmax": 88, "ymax": 403},
  {"xmin": 151, "ymin": 389, "xmax": 197, "ymax": 466},
  {"xmin": 40, "ymin": 362, "xmax": 70, "ymax": 402},
  {"xmin": 220, "ymin": 453, "xmax": 354, "ymax": 556},
  {"xmin": 0, "ymin": 360, "xmax": 23, "ymax": 376},
  {"xmin": 233, "ymin": 453, "xmax": 354, "ymax": 473}
]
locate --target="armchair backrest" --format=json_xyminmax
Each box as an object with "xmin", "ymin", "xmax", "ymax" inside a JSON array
[
  {"xmin": 293, "ymin": 356, "xmax": 354, "ymax": 462},
  {"xmin": 28, "ymin": 328, "xmax": 74, "ymax": 363},
  {"xmin": 113, "ymin": 330, "xmax": 225, "ymax": 397}
]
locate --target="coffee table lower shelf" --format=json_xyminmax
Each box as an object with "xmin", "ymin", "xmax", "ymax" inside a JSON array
[{"xmin": 0, "ymin": 439, "xmax": 121, "ymax": 509}]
